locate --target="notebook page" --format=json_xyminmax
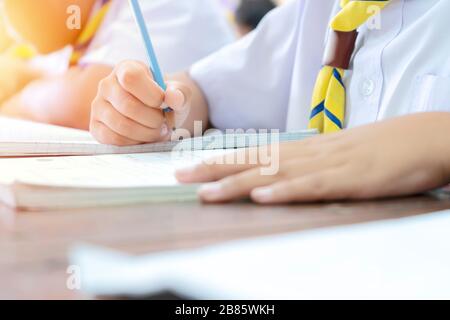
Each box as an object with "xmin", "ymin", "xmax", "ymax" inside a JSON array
[
  {"xmin": 0, "ymin": 150, "xmax": 227, "ymax": 188},
  {"xmin": 0, "ymin": 117, "xmax": 93, "ymax": 142},
  {"xmin": 0, "ymin": 116, "xmax": 318, "ymax": 157},
  {"xmin": 0, "ymin": 117, "xmax": 177, "ymax": 155}
]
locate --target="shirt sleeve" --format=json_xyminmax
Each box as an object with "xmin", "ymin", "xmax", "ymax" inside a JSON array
[
  {"xmin": 81, "ymin": 0, "xmax": 235, "ymax": 73},
  {"xmin": 190, "ymin": 0, "xmax": 304, "ymax": 131}
]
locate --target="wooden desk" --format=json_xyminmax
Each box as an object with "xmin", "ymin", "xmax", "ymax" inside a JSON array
[{"xmin": 1, "ymin": 195, "xmax": 450, "ymax": 299}]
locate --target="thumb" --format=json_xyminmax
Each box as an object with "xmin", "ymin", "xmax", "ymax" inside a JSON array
[
  {"xmin": 163, "ymin": 83, "xmax": 192, "ymax": 131},
  {"xmin": 163, "ymin": 82, "xmax": 191, "ymax": 113}
]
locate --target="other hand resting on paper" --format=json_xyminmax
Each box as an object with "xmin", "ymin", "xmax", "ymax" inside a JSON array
[{"xmin": 176, "ymin": 113, "xmax": 450, "ymax": 204}]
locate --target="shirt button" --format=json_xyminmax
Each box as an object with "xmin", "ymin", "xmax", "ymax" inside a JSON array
[{"xmin": 360, "ymin": 78, "xmax": 376, "ymax": 97}]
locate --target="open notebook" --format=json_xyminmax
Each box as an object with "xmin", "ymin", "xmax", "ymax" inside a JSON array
[
  {"xmin": 0, "ymin": 117, "xmax": 317, "ymax": 210},
  {"xmin": 0, "ymin": 150, "xmax": 228, "ymax": 210},
  {"xmin": 0, "ymin": 117, "xmax": 317, "ymax": 157}
]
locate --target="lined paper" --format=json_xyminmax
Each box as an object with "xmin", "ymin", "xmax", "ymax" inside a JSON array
[
  {"xmin": 0, "ymin": 117, "xmax": 317, "ymax": 157},
  {"xmin": 0, "ymin": 150, "xmax": 225, "ymax": 188}
]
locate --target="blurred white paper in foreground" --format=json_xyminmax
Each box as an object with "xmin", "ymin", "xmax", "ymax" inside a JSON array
[{"xmin": 70, "ymin": 210, "xmax": 450, "ymax": 299}]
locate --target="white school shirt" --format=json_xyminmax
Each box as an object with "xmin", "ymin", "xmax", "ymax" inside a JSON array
[
  {"xmin": 33, "ymin": 0, "xmax": 235, "ymax": 74},
  {"xmin": 190, "ymin": 0, "xmax": 450, "ymax": 131}
]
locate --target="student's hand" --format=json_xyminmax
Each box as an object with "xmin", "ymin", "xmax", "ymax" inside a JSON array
[
  {"xmin": 176, "ymin": 113, "xmax": 450, "ymax": 204},
  {"xmin": 90, "ymin": 60, "xmax": 189, "ymax": 146}
]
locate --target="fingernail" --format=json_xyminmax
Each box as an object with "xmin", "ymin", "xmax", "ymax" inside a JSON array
[
  {"xmin": 252, "ymin": 187, "xmax": 274, "ymax": 203},
  {"xmin": 166, "ymin": 87, "xmax": 186, "ymax": 110},
  {"xmin": 161, "ymin": 102, "xmax": 173, "ymax": 112},
  {"xmin": 198, "ymin": 183, "xmax": 224, "ymax": 201},
  {"xmin": 160, "ymin": 123, "xmax": 168, "ymax": 137}
]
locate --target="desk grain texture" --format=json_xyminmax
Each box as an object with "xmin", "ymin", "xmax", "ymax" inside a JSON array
[{"xmin": 1, "ymin": 196, "xmax": 450, "ymax": 299}]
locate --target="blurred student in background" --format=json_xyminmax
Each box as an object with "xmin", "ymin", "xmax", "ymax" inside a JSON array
[
  {"xmin": 0, "ymin": 0, "xmax": 234, "ymax": 129},
  {"xmin": 0, "ymin": 10, "xmax": 12, "ymax": 54},
  {"xmin": 235, "ymin": 0, "xmax": 276, "ymax": 36},
  {"xmin": 0, "ymin": 5, "xmax": 42, "ymax": 105}
]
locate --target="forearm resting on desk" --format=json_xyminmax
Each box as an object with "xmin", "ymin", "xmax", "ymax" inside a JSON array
[
  {"xmin": 0, "ymin": 55, "xmax": 42, "ymax": 105},
  {"xmin": 1, "ymin": 64, "xmax": 112, "ymax": 130}
]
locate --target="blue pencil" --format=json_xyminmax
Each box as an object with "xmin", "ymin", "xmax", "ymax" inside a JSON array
[{"xmin": 129, "ymin": 0, "xmax": 172, "ymax": 113}]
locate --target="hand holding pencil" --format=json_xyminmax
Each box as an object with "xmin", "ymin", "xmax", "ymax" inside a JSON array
[
  {"xmin": 90, "ymin": 0, "xmax": 190, "ymax": 146},
  {"xmin": 90, "ymin": 60, "xmax": 188, "ymax": 146}
]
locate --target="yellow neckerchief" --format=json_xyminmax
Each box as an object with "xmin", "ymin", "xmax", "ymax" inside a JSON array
[{"xmin": 308, "ymin": 0, "xmax": 391, "ymax": 134}]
